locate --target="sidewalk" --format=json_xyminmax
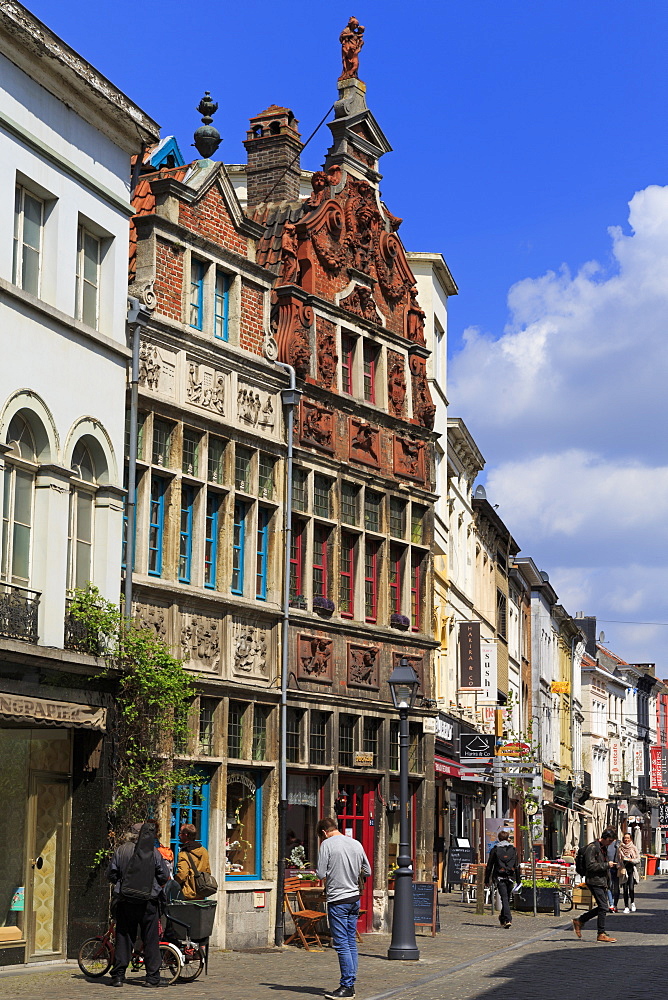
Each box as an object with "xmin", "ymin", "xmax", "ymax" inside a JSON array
[{"xmin": 1, "ymin": 878, "xmax": 663, "ymax": 1000}]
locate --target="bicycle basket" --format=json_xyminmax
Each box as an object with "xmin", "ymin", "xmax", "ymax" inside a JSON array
[{"xmin": 165, "ymin": 900, "xmax": 216, "ymax": 941}]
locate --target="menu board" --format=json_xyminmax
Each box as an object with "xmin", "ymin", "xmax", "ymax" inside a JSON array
[
  {"xmin": 446, "ymin": 846, "xmax": 474, "ymax": 886},
  {"xmin": 412, "ymin": 882, "xmax": 439, "ymax": 935}
]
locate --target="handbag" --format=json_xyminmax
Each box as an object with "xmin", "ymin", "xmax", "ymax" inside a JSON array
[
  {"xmin": 618, "ymin": 867, "xmax": 628, "ymax": 885},
  {"xmin": 185, "ymin": 852, "xmax": 218, "ymax": 898}
]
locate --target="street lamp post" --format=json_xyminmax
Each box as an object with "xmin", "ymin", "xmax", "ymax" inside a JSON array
[{"xmin": 387, "ymin": 658, "xmax": 421, "ymax": 962}]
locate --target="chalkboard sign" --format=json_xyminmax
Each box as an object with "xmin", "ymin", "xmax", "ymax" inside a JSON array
[
  {"xmin": 412, "ymin": 882, "xmax": 439, "ymax": 935},
  {"xmin": 446, "ymin": 846, "xmax": 473, "ymax": 886}
]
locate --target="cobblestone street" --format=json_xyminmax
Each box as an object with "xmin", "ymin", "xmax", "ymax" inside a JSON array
[{"xmin": 1, "ymin": 877, "xmax": 665, "ymax": 1000}]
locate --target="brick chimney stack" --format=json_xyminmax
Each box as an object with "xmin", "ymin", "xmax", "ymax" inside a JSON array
[{"xmin": 243, "ymin": 106, "xmax": 303, "ymax": 209}]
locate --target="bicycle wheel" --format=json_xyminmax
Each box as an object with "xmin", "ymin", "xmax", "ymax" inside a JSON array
[
  {"xmin": 177, "ymin": 943, "xmax": 205, "ymax": 982},
  {"xmin": 559, "ymin": 888, "xmax": 574, "ymax": 912},
  {"xmin": 158, "ymin": 942, "xmax": 182, "ymax": 984},
  {"xmin": 78, "ymin": 937, "xmax": 113, "ymax": 978}
]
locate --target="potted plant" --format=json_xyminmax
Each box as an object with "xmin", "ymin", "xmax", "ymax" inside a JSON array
[
  {"xmin": 390, "ymin": 613, "xmax": 410, "ymax": 630},
  {"xmin": 313, "ymin": 596, "xmax": 335, "ymax": 613},
  {"xmin": 289, "ymin": 595, "xmax": 307, "ymax": 610},
  {"xmin": 387, "ymin": 862, "xmax": 399, "ymax": 891},
  {"xmin": 513, "ymin": 878, "xmax": 561, "ymax": 912}
]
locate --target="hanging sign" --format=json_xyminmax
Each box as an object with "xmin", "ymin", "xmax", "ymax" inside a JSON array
[
  {"xmin": 635, "ymin": 745, "xmax": 645, "ymax": 777},
  {"xmin": 609, "ymin": 740, "xmax": 621, "ymax": 775},
  {"xmin": 460, "ymin": 733, "xmax": 495, "ymax": 764},
  {"xmin": 550, "ymin": 681, "xmax": 570, "ymax": 694},
  {"xmin": 480, "ymin": 640, "xmax": 497, "ymax": 701},
  {"xmin": 650, "ymin": 746, "xmax": 662, "ymax": 789},
  {"xmin": 458, "ymin": 622, "xmax": 482, "ymax": 690}
]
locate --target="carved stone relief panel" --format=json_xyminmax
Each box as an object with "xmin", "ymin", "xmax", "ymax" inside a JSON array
[
  {"xmin": 349, "ymin": 417, "xmax": 380, "ymax": 468},
  {"xmin": 387, "ymin": 351, "xmax": 407, "ymax": 417},
  {"xmin": 297, "ymin": 634, "xmax": 333, "ymax": 683},
  {"xmin": 236, "ymin": 381, "xmax": 277, "ymax": 435},
  {"xmin": 134, "ymin": 601, "xmax": 169, "ymax": 641},
  {"xmin": 393, "ymin": 435, "xmax": 425, "ymax": 482},
  {"xmin": 180, "ymin": 610, "xmax": 222, "ymax": 673},
  {"xmin": 139, "ymin": 341, "xmax": 176, "ymax": 398},
  {"xmin": 347, "ymin": 644, "xmax": 379, "ymax": 689},
  {"xmin": 339, "ymin": 284, "xmax": 382, "ymax": 324},
  {"xmin": 231, "ymin": 617, "xmax": 270, "ymax": 681},
  {"xmin": 300, "ymin": 400, "xmax": 334, "ymax": 452},
  {"xmin": 409, "ymin": 354, "xmax": 436, "ymax": 430},
  {"xmin": 316, "ymin": 316, "xmax": 338, "ymax": 389},
  {"xmin": 186, "ymin": 361, "xmax": 227, "ymax": 415}
]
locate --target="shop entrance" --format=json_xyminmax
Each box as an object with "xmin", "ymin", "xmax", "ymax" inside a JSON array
[
  {"xmin": 335, "ymin": 782, "xmax": 374, "ymax": 932},
  {"xmin": 26, "ymin": 773, "xmax": 70, "ymax": 961}
]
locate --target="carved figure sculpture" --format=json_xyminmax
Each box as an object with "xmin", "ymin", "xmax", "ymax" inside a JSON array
[
  {"xmin": 258, "ymin": 397, "xmax": 274, "ymax": 428},
  {"xmin": 305, "ymin": 171, "xmax": 328, "ymax": 210},
  {"xmin": 187, "ymin": 363, "xmax": 203, "ymax": 403},
  {"xmin": 348, "ymin": 646, "xmax": 378, "ymax": 686},
  {"xmin": 351, "ymin": 422, "xmax": 376, "ymax": 457},
  {"xmin": 388, "ymin": 358, "xmax": 407, "ymax": 416},
  {"xmin": 139, "ymin": 343, "xmax": 160, "ymax": 390},
  {"xmin": 317, "ymin": 321, "xmax": 338, "ymax": 389},
  {"xmin": 234, "ymin": 625, "xmax": 268, "ymax": 674},
  {"xmin": 302, "ymin": 403, "xmax": 333, "ymax": 448},
  {"xmin": 300, "ymin": 636, "xmax": 333, "ymax": 678},
  {"xmin": 410, "ymin": 355, "xmax": 436, "ymax": 429},
  {"xmin": 339, "ymin": 16, "xmax": 365, "ymax": 81},
  {"xmin": 211, "ymin": 373, "xmax": 225, "ymax": 414},
  {"xmin": 280, "ymin": 222, "xmax": 299, "ymax": 284},
  {"xmin": 406, "ymin": 288, "xmax": 426, "ymax": 345}
]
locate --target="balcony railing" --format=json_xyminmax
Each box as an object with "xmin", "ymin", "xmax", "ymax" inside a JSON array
[
  {"xmin": 0, "ymin": 584, "xmax": 40, "ymax": 643},
  {"xmin": 64, "ymin": 599, "xmax": 103, "ymax": 655}
]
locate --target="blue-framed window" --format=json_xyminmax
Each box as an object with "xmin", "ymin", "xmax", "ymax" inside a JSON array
[
  {"xmin": 148, "ymin": 476, "xmax": 167, "ymax": 576},
  {"xmin": 255, "ymin": 508, "xmax": 270, "ymax": 600},
  {"xmin": 178, "ymin": 485, "xmax": 195, "ymax": 583},
  {"xmin": 214, "ymin": 270, "xmax": 230, "ymax": 341},
  {"xmin": 189, "ymin": 260, "xmax": 206, "ymax": 330},
  {"xmin": 231, "ymin": 501, "xmax": 247, "ymax": 595},
  {"xmin": 170, "ymin": 771, "xmax": 211, "ymax": 854},
  {"xmin": 226, "ymin": 771, "xmax": 262, "ymax": 880},
  {"xmin": 204, "ymin": 493, "xmax": 219, "ymax": 589}
]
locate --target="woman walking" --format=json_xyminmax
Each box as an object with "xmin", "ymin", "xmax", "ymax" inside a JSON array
[{"xmin": 618, "ymin": 832, "xmax": 640, "ymax": 912}]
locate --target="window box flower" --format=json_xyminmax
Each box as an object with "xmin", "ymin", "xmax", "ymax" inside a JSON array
[
  {"xmin": 390, "ymin": 613, "xmax": 410, "ymax": 629},
  {"xmin": 313, "ymin": 596, "xmax": 335, "ymax": 613},
  {"xmin": 289, "ymin": 595, "xmax": 307, "ymax": 610}
]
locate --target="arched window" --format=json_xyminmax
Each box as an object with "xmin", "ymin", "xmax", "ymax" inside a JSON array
[
  {"xmin": 2, "ymin": 414, "xmax": 38, "ymax": 587},
  {"xmin": 68, "ymin": 441, "xmax": 96, "ymax": 590}
]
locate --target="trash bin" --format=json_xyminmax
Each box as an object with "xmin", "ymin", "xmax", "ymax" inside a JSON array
[
  {"xmin": 165, "ymin": 900, "xmax": 217, "ymax": 940},
  {"xmin": 646, "ymin": 855, "xmax": 658, "ymax": 876}
]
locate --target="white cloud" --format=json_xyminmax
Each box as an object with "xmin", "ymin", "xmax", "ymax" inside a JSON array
[{"xmin": 448, "ymin": 185, "xmax": 668, "ymax": 664}]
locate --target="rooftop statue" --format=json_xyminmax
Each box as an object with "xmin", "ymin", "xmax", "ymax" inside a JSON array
[{"xmin": 339, "ymin": 16, "xmax": 365, "ymax": 81}]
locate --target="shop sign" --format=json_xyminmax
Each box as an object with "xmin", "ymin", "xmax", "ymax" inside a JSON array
[
  {"xmin": 662, "ymin": 749, "xmax": 668, "ymax": 790},
  {"xmin": 458, "ymin": 621, "xmax": 482, "ymax": 690},
  {"xmin": 422, "ymin": 717, "xmax": 436, "ymax": 734},
  {"xmin": 635, "ymin": 745, "xmax": 645, "ymax": 777},
  {"xmin": 610, "ymin": 740, "xmax": 621, "ymax": 775},
  {"xmin": 436, "ymin": 716, "xmax": 454, "ymax": 742},
  {"xmin": 658, "ymin": 804, "xmax": 668, "ymax": 827},
  {"xmin": 253, "ymin": 891, "xmax": 266, "ymax": 908},
  {"xmin": 497, "ymin": 740, "xmax": 532, "ymax": 759},
  {"xmin": 542, "ymin": 767, "xmax": 555, "ymax": 786},
  {"xmin": 354, "ymin": 751, "xmax": 374, "ymax": 767},
  {"xmin": 650, "ymin": 746, "xmax": 663, "ymax": 789},
  {"xmin": 480, "ymin": 640, "xmax": 497, "ymax": 701},
  {"xmin": 550, "ymin": 681, "xmax": 570, "ymax": 694},
  {"xmin": 460, "ymin": 733, "xmax": 495, "ymax": 763},
  {"xmin": 0, "ymin": 692, "xmax": 107, "ymax": 730}
]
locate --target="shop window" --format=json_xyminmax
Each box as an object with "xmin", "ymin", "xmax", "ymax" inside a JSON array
[
  {"xmin": 226, "ymin": 772, "xmax": 262, "ymax": 879},
  {"xmin": 214, "ymin": 269, "xmax": 230, "ymax": 341},
  {"xmin": 204, "ymin": 494, "xmax": 219, "ymax": 589},
  {"xmin": 198, "ymin": 698, "xmax": 216, "ymax": 755},
  {"xmin": 152, "ymin": 419, "xmax": 173, "ymax": 467},
  {"xmin": 340, "ymin": 481, "xmax": 359, "ymax": 525},
  {"xmin": 231, "ymin": 501, "xmax": 247, "ymax": 595},
  {"xmin": 292, "ymin": 467, "xmax": 308, "ymax": 512},
  {"xmin": 309, "ymin": 711, "xmax": 328, "ymax": 765},
  {"xmin": 286, "ymin": 708, "xmax": 304, "ymax": 763},
  {"xmin": 182, "ymin": 428, "xmax": 200, "ymax": 476},
  {"xmin": 258, "ymin": 453, "xmax": 275, "ymax": 499},
  {"xmin": 252, "ymin": 705, "xmax": 269, "ymax": 761},
  {"xmin": 228, "ymin": 701, "xmax": 246, "ymax": 758},
  {"xmin": 338, "ymin": 715, "xmax": 355, "ymax": 767},
  {"xmin": 364, "ymin": 490, "xmax": 382, "ymax": 532},
  {"xmin": 178, "ymin": 485, "xmax": 195, "ymax": 583},
  {"xmin": 256, "ymin": 508, "xmax": 270, "ymax": 600},
  {"xmin": 286, "ymin": 774, "xmax": 320, "ymax": 870},
  {"xmin": 207, "ymin": 436, "xmax": 226, "ymax": 484},
  {"xmin": 13, "ymin": 184, "xmax": 43, "ymax": 296},
  {"xmin": 339, "ymin": 531, "xmax": 356, "ymax": 618},
  {"xmin": 362, "ymin": 718, "xmax": 380, "ymax": 767},
  {"xmin": 312, "ymin": 525, "xmax": 329, "ymax": 599},
  {"xmin": 235, "ymin": 446, "xmax": 252, "ymax": 492},
  {"xmin": 189, "ymin": 259, "xmax": 206, "ymax": 330},
  {"xmin": 148, "ymin": 476, "xmax": 167, "ymax": 576},
  {"xmin": 389, "ymin": 497, "xmax": 406, "ymax": 538},
  {"xmin": 171, "ymin": 772, "xmax": 210, "ymax": 853},
  {"xmin": 313, "ymin": 474, "xmax": 332, "ymax": 518}
]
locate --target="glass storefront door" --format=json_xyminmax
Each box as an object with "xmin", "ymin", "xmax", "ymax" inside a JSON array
[{"xmin": 26, "ymin": 773, "xmax": 70, "ymax": 960}]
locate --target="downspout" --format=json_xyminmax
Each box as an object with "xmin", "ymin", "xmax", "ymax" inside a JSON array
[
  {"xmin": 272, "ymin": 359, "xmax": 301, "ymax": 946},
  {"xmin": 124, "ymin": 297, "xmax": 151, "ymax": 618}
]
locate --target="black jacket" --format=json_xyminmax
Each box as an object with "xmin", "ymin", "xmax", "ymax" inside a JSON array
[
  {"xmin": 485, "ymin": 843, "xmax": 520, "ymax": 885},
  {"xmin": 107, "ymin": 841, "xmax": 170, "ymax": 899},
  {"xmin": 584, "ymin": 840, "xmax": 611, "ymax": 888}
]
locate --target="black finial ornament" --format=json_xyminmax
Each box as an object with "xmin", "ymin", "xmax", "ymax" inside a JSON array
[{"xmin": 193, "ymin": 92, "xmax": 221, "ymax": 159}]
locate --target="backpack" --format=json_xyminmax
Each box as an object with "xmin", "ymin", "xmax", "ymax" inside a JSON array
[
  {"xmin": 120, "ymin": 823, "xmax": 156, "ymax": 902},
  {"xmin": 495, "ymin": 843, "xmax": 517, "ymax": 876},
  {"xmin": 575, "ymin": 844, "xmax": 589, "ymax": 877},
  {"xmin": 185, "ymin": 851, "xmax": 218, "ymax": 898}
]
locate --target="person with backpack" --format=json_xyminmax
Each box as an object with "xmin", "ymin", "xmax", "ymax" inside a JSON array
[
  {"xmin": 572, "ymin": 828, "xmax": 618, "ymax": 943},
  {"xmin": 107, "ymin": 821, "xmax": 170, "ymax": 987},
  {"xmin": 484, "ymin": 829, "xmax": 521, "ymax": 929},
  {"xmin": 174, "ymin": 823, "xmax": 215, "ymax": 900}
]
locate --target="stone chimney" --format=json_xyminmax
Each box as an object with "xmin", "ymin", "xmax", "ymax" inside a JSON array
[{"xmin": 243, "ymin": 106, "xmax": 303, "ymax": 208}]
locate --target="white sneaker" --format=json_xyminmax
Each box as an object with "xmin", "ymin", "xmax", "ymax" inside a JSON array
[
  {"xmin": 631, "ymin": 903, "xmax": 636, "ymax": 912},
  {"xmin": 623, "ymin": 907, "xmax": 630, "ymax": 913}
]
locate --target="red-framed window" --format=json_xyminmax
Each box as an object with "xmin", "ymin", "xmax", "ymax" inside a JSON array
[
  {"xmin": 340, "ymin": 531, "xmax": 356, "ymax": 618},
  {"xmin": 410, "ymin": 551, "xmax": 423, "ymax": 631},
  {"xmin": 363, "ymin": 342, "xmax": 378, "ymax": 403},
  {"xmin": 290, "ymin": 519, "xmax": 305, "ymax": 600},
  {"xmin": 341, "ymin": 334, "xmax": 355, "ymax": 394},
  {"xmin": 313, "ymin": 525, "xmax": 329, "ymax": 598},
  {"xmin": 364, "ymin": 539, "xmax": 379, "ymax": 623},
  {"xmin": 389, "ymin": 543, "xmax": 403, "ymax": 613}
]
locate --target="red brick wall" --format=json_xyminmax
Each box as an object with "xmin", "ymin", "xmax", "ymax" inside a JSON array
[
  {"xmin": 154, "ymin": 238, "xmax": 184, "ymax": 322},
  {"xmin": 240, "ymin": 282, "xmax": 265, "ymax": 356},
  {"xmin": 179, "ymin": 185, "xmax": 249, "ymax": 257}
]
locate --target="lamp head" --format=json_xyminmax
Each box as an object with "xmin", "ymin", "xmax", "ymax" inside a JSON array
[{"xmin": 388, "ymin": 658, "xmax": 420, "ymax": 710}]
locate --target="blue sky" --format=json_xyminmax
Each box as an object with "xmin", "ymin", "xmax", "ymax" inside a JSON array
[{"xmin": 28, "ymin": 0, "xmax": 668, "ymax": 665}]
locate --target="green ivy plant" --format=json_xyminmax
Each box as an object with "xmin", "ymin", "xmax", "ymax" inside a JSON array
[{"xmin": 70, "ymin": 585, "xmax": 200, "ymax": 854}]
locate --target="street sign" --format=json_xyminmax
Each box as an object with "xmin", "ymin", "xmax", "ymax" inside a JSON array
[
  {"xmin": 460, "ymin": 733, "xmax": 495, "ymax": 764},
  {"xmin": 496, "ymin": 740, "xmax": 532, "ymax": 758}
]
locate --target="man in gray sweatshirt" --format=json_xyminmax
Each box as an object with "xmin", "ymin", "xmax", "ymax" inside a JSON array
[{"xmin": 317, "ymin": 817, "xmax": 372, "ymax": 1000}]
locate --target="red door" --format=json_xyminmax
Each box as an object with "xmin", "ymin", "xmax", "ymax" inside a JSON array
[{"xmin": 336, "ymin": 782, "xmax": 375, "ymax": 932}]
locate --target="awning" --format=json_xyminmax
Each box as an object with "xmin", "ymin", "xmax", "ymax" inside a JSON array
[
  {"xmin": 575, "ymin": 803, "xmax": 594, "ymax": 816},
  {"xmin": 0, "ymin": 692, "xmax": 107, "ymax": 730},
  {"xmin": 434, "ymin": 755, "xmax": 493, "ymax": 784},
  {"xmin": 544, "ymin": 800, "xmax": 568, "ymax": 812}
]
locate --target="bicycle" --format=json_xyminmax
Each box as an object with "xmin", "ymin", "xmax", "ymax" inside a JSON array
[
  {"xmin": 77, "ymin": 918, "xmax": 183, "ymax": 984},
  {"xmin": 556, "ymin": 885, "xmax": 574, "ymax": 912}
]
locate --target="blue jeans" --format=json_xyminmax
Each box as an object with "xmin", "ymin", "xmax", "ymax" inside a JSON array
[{"xmin": 328, "ymin": 899, "xmax": 360, "ymax": 989}]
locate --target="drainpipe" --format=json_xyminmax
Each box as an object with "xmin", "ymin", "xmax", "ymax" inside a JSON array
[
  {"xmin": 124, "ymin": 297, "xmax": 152, "ymax": 619},
  {"xmin": 272, "ymin": 360, "xmax": 301, "ymax": 946}
]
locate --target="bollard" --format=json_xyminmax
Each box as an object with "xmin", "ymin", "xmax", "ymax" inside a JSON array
[
  {"xmin": 553, "ymin": 889, "xmax": 560, "ymax": 916},
  {"xmin": 476, "ymin": 865, "xmax": 485, "ymax": 915}
]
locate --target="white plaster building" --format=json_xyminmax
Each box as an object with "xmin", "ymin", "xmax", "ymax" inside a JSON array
[{"xmin": 0, "ymin": 2, "xmax": 158, "ymax": 964}]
